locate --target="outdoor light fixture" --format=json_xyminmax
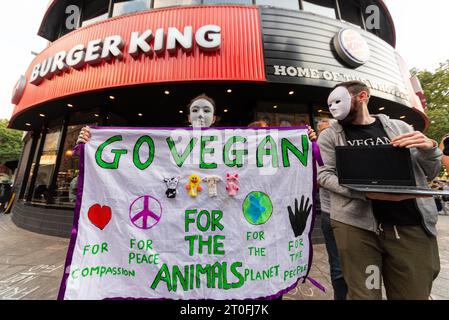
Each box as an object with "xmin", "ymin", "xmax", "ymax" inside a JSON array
[
  {"xmin": 94, "ymin": 114, "xmax": 99, "ymax": 118},
  {"xmin": 138, "ymin": 113, "xmax": 143, "ymax": 117},
  {"xmin": 318, "ymin": 110, "xmax": 323, "ymax": 113},
  {"xmin": 227, "ymin": 89, "xmax": 232, "ymax": 93},
  {"xmin": 273, "ymin": 105, "xmax": 278, "ymax": 109},
  {"xmin": 379, "ymin": 107, "xmax": 385, "ymax": 111},
  {"xmin": 164, "ymin": 90, "xmax": 170, "ymax": 95},
  {"xmin": 289, "ymin": 91, "xmax": 294, "ymax": 95},
  {"xmin": 67, "ymin": 103, "xmax": 74, "ymax": 108},
  {"xmin": 179, "ymin": 110, "xmax": 184, "ymax": 114},
  {"xmin": 39, "ymin": 113, "xmax": 45, "ymax": 117},
  {"xmin": 109, "ymin": 95, "xmax": 115, "ymax": 100},
  {"xmin": 224, "ymin": 109, "xmax": 228, "ymax": 113},
  {"xmin": 65, "ymin": 150, "xmax": 74, "ymax": 157},
  {"xmin": 400, "ymin": 116, "xmax": 406, "ymax": 119},
  {"xmin": 25, "ymin": 123, "xmax": 31, "ymax": 126}
]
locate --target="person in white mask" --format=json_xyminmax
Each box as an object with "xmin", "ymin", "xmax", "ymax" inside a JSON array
[
  {"xmin": 318, "ymin": 80, "xmax": 442, "ymax": 300},
  {"xmin": 76, "ymin": 94, "xmax": 218, "ymax": 144},
  {"xmin": 187, "ymin": 94, "xmax": 216, "ymax": 128}
]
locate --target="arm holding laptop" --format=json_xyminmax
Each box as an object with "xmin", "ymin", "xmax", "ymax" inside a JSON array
[
  {"xmin": 391, "ymin": 129, "xmax": 442, "ymax": 182},
  {"xmin": 318, "ymin": 126, "xmax": 438, "ymax": 202},
  {"xmin": 368, "ymin": 130, "xmax": 442, "ymax": 200}
]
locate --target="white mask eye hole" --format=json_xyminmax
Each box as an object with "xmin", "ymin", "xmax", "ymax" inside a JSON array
[{"xmin": 336, "ymin": 100, "xmax": 341, "ymax": 104}]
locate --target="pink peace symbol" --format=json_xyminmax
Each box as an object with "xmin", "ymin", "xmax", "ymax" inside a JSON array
[{"xmin": 129, "ymin": 195, "xmax": 162, "ymax": 230}]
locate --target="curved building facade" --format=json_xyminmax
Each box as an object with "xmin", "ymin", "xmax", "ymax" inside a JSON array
[{"xmin": 9, "ymin": 0, "xmax": 427, "ymax": 237}]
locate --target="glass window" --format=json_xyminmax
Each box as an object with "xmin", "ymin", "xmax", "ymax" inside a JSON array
[
  {"xmin": 339, "ymin": 0, "xmax": 363, "ymax": 28},
  {"xmin": 15, "ymin": 134, "xmax": 32, "ymax": 198},
  {"xmin": 58, "ymin": 0, "xmax": 84, "ymax": 36},
  {"xmin": 255, "ymin": 102, "xmax": 309, "ymax": 126},
  {"xmin": 24, "ymin": 134, "xmax": 42, "ymax": 200},
  {"xmin": 113, "ymin": 0, "xmax": 151, "ymax": 17},
  {"xmin": 81, "ymin": 0, "xmax": 110, "ymax": 27},
  {"xmin": 202, "ymin": 0, "xmax": 253, "ymax": 4},
  {"xmin": 153, "ymin": 0, "xmax": 201, "ymax": 9},
  {"xmin": 302, "ymin": 0, "xmax": 336, "ymax": 19},
  {"xmin": 52, "ymin": 125, "xmax": 83, "ymax": 206},
  {"xmin": 52, "ymin": 109, "xmax": 101, "ymax": 206},
  {"xmin": 256, "ymin": 0, "xmax": 300, "ymax": 11},
  {"xmin": 32, "ymin": 128, "xmax": 62, "ymax": 203}
]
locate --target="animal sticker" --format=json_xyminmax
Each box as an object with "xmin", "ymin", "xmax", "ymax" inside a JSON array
[
  {"xmin": 186, "ymin": 174, "xmax": 202, "ymax": 197},
  {"xmin": 226, "ymin": 173, "xmax": 239, "ymax": 197},
  {"xmin": 163, "ymin": 176, "xmax": 180, "ymax": 199},
  {"xmin": 202, "ymin": 175, "xmax": 222, "ymax": 197}
]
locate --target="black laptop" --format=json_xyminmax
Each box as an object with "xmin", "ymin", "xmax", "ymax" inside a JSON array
[{"xmin": 336, "ymin": 145, "xmax": 449, "ymax": 196}]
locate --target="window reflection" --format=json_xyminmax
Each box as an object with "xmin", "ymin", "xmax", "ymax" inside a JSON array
[
  {"xmin": 32, "ymin": 128, "xmax": 61, "ymax": 203},
  {"xmin": 153, "ymin": 0, "xmax": 201, "ymax": 9},
  {"xmin": 113, "ymin": 0, "xmax": 151, "ymax": 17},
  {"xmin": 53, "ymin": 125, "xmax": 83, "ymax": 206},
  {"xmin": 302, "ymin": 0, "xmax": 336, "ymax": 19},
  {"xmin": 81, "ymin": 0, "xmax": 110, "ymax": 27},
  {"xmin": 203, "ymin": 0, "xmax": 253, "ymax": 4},
  {"xmin": 339, "ymin": 0, "xmax": 363, "ymax": 28},
  {"xmin": 256, "ymin": 0, "xmax": 299, "ymax": 11}
]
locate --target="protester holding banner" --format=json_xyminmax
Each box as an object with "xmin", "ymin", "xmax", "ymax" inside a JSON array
[
  {"xmin": 317, "ymin": 119, "xmax": 347, "ymax": 300},
  {"xmin": 68, "ymin": 94, "xmax": 321, "ymax": 300},
  {"xmin": 317, "ymin": 80, "xmax": 442, "ymax": 300}
]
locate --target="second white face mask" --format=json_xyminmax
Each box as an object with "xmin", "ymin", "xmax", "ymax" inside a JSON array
[
  {"xmin": 327, "ymin": 87, "xmax": 352, "ymax": 121},
  {"xmin": 189, "ymin": 98, "xmax": 215, "ymax": 128}
]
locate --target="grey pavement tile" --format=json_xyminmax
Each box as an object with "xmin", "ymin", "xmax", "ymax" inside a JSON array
[
  {"xmin": 0, "ymin": 265, "xmax": 33, "ymax": 282},
  {"xmin": 0, "ymin": 275, "xmax": 61, "ymax": 300}
]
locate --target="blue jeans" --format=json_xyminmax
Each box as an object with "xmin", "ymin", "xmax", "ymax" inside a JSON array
[{"xmin": 320, "ymin": 211, "xmax": 348, "ymax": 300}]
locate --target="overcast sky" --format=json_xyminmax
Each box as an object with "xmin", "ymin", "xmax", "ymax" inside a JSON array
[{"xmin": 0, "ymin": 0, "xmax": 448, "ymax": 120}]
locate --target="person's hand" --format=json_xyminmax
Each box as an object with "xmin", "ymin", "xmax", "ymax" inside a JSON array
[
  {"xmin": 391, "ymin": 131, "xmax": 436, "ymax": 150},
  {"xmin": 308, "ymin": 126, "xmax": 317, "ymax": 141},
  {"xmin": 365, "ymin": 192, "xmax": 432, "ymax": 201},
  {"xmin": 76, "ymin": 126, "xmax": 91, "ymax": 145},
  {"xmin": 288, "ymin": 196, "xmax": 312, "ymax": 237}
]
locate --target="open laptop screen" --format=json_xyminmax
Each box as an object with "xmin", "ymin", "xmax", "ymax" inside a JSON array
[{"xmin": 336, "ymin": 145, "xmax": 416, "ymax": 186}]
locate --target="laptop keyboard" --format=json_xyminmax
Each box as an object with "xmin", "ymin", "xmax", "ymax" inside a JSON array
[{"xmin": 350, "ymin": 185, "xmax": 429, "ymax": 191}]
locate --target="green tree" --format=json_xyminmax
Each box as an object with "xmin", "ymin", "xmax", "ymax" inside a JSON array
[
  {"xmin": 412, "ymin": 60, "xmax": 449, "ymax": 144},
  {"xmin": 0, "ymin": 119, "xmax": 23, "ymax": 164}
]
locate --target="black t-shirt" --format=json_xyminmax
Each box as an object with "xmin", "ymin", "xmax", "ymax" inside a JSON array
[{"xmin": 343, "ymin": 119, "xmax": 422, "ymax": 226}]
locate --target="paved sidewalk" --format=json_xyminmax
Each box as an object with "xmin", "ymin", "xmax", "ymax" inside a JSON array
[{"xmin": 0, "ymin": 212, "xmax": 448, "ymax": 300}]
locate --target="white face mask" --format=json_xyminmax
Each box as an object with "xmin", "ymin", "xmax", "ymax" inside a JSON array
[
  {"xmin": 327, "ymin": 87, "xmax": 352, "ymax": 121},
  {"xmin": 189, "ymin": 98, "xmax": 215, "ymax": 128}
]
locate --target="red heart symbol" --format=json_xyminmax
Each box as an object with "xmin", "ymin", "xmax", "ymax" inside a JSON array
[{"xmin": 88, "ymin": 204, "xmax": 112, "ymax": 230}]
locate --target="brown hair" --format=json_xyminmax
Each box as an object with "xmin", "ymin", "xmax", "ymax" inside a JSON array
[
  {"xmin": 187, "ymin": 94, "xmax": 217, "ymax": 113},
  {"xmin": 335, "ymin": 80, "xmax": 371, "ymax": 99}
]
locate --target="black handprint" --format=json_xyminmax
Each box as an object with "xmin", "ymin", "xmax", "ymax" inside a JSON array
[{"xmin": 288, "ymin": 196, "xmax": 312, "ymax": 237}]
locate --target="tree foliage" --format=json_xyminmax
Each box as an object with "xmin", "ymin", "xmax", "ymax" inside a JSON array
[
  {"xmin": 0, "ymin": 119, "xmax": 23, "ymax": 164},
  {"xmin": 412, "ymin": 60, "xmax": 449, "ymax": 144}
]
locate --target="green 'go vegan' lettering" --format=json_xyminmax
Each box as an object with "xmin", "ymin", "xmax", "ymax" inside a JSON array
[
  {"xmin": 133, "ymin": 135, "xmax": 155, "ymax": 170},
  {"xmin": 95, "ymin": 135, "xmax": 128, "ymax": 169},
  {"xmin": 200, "ymin": 136, "xmax": 218, "ymax": 169},
  {"xmin": 256, "ymin": 135, "xmax": 278, "ymax": 168},
  {"xmin": 166, "ymin": 137, "xmax": 197, "ymax": 167},
  {"xmin": 281, "ymin": 135, "xmax": 309, "ymax": 167},
  {"xmin": 223, "ymin": 136, "xmax": 247, "ymax": 168}
]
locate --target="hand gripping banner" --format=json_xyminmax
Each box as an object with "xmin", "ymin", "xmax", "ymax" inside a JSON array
[{"xmin": 58, "ymin": 127, "xmax": 317, "ymax": 300}]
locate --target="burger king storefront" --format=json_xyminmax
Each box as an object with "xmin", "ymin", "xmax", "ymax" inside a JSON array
[{"xmin": 9, "ymin": 0, "xmax": 428, "ymax": 238}]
